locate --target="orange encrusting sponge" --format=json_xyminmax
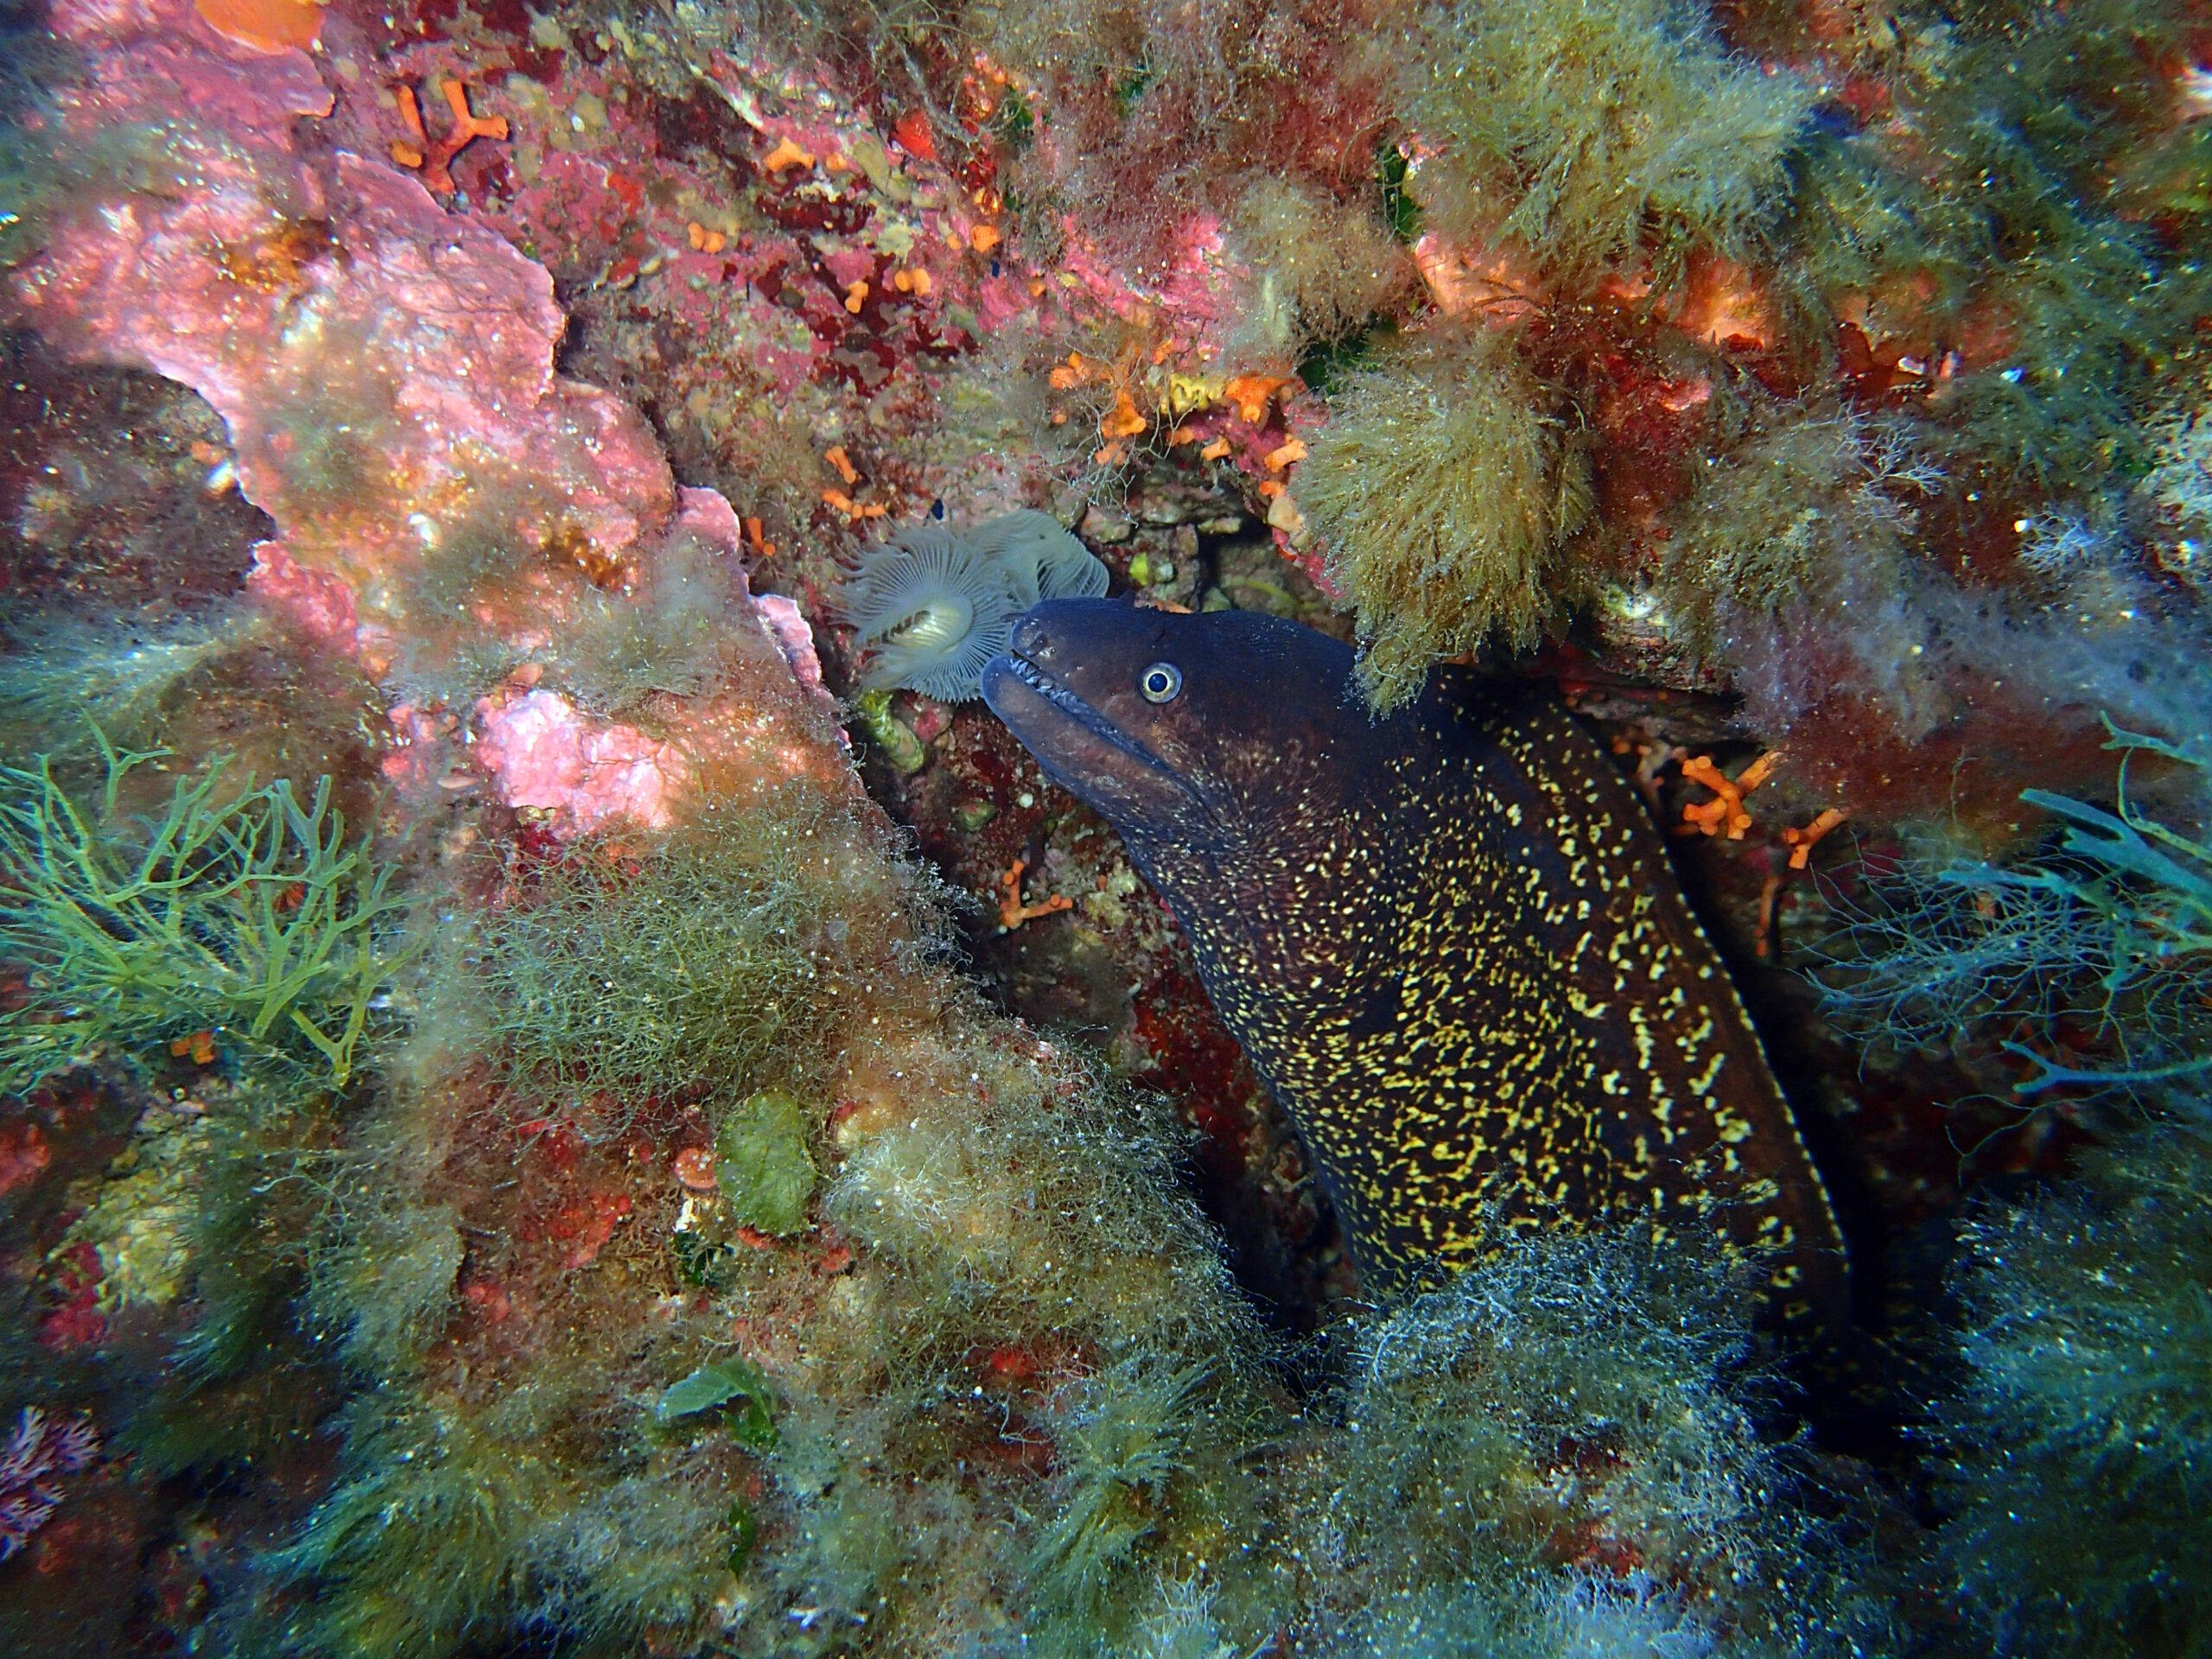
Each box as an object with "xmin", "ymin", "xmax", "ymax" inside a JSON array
[{"xmin": 194, "ymin": 0, "xmax": 321, "ymax": 53}]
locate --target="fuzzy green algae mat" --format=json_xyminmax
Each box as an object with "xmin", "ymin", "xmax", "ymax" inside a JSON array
[{"xmin": 5, "ymin": 0, "xmax": 2212, "ymax": 1648}]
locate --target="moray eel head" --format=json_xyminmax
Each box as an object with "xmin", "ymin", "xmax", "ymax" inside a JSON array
[{"xmin": 981, "ymin": 599, "xmax": 1363, "ymax": 854}]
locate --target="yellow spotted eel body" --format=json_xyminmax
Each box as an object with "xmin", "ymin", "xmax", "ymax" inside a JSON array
[{"xmin": 982, "ymin": 601, "xmax": 1843, "ymax": 1310}]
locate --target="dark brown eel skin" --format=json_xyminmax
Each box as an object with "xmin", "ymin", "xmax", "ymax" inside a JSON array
[{"xmin": 982, "ymin": 599, "xmax": 1843, "ymax": 1313}]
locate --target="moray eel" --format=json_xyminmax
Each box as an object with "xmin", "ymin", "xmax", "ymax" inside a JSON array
[{"xmin": 981, "ymin": 600, "xmax": 1843, "ymax": 1312}]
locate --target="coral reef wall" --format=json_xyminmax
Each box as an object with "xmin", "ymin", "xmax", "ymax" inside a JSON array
[{"xmin": 2, "ymin": 0, "xmax": 2209, "ymax": 1649}]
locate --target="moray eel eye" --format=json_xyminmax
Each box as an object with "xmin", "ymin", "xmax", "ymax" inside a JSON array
[{"xmin": 1139, "ymin": 662, "xmax": 1183, "ymax": 703}]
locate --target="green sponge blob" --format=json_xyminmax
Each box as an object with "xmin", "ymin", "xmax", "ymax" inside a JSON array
[{"xmin": 715, "ymin": 1090, "xmax": 817, "ymax": 1236}]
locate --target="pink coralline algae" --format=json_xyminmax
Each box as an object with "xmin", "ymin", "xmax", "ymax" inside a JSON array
[
  {"xmin": 474, "ymin": 687, "xmax": 689, "ymax": 836},
  {"xmin": 0, "ymin": 1407, "xmax": 99, "ymax": 1561},
  {"xmin": 5, "ymin": 0, "xmax": 831, "ymax": 836},
  {"xmin": 1052, "ymin": 212, "xmax": 1230, "ymax": 346},
  {"xmin": 754, "ymin": 594, "xmax": 830, "ymax": 702}
]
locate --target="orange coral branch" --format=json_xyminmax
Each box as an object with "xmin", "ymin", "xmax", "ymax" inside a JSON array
[
  {"xmin": 1754, "ymin": 869, "xmax": 1785, "ymax": 959},
  {"xmin": 1781, "ymin": 807, "xmax": 1847, "ymax": 870},
  {"xmin": 822, "ymin": 488, "xmax": 888, "ymax": 520},
  {"xmin": 999, "ymin": 858, "xmax": 1072, "ymax": 930},
  {"xmin": 442, "ymin": 77, "xmax": 509, "ymax": 143},
  {"xmin": 390, "ymin": 79, "xmax": 507, "ymax": 195},
  {"xmin": 1679, "ymin": 750, "xmax": 1783, "ymax": 840}
]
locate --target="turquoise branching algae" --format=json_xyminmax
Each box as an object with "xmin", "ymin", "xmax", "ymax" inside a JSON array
[
  {"xmin": 1819, "ymin": 725, "xmax": 2212, "ymax": 1107},
  {"xmin": 0, "ymin": 740, "xmax": 410, "ymax": 1091},
  {"xmin": 1936, "ymin": 1128, "xmax": 2212, "ymax": 1655}
]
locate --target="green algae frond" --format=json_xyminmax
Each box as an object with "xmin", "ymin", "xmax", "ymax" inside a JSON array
[
  {"xmin": 1783, "ymin": 0, "xmax": 2212, "ymax": 493},
  {"xmin": 1406, "ymin": 0, "xmax": 1813, "ymax": 287},
  {"xmin": 1819, "ymin": 723, "xmax": 2212, "ymax": 1108},
  {"xmin": 1656, "ymin": 399, "xmax": 1940, "ymax": 647},
  {"xmin": 0, "ymin": 738, "xmax": 410, "ymax": 1091},
  {"xmin": 715, "ymin": 1089, "xmax": 817, "ymax": 1236},
  {"xmin": 1298, "ymin": 327, "xmax": 1592, "ymax": 709},
  {"xmin": 1316, "ymin": 1224, "xmax": 1891, "ymax": 1656},
  {"xmin": 1027, "ymin": 1357, "xmax": 1211, "ymax": 1613},
  {"xmin": 267, "ymin": 1396, "xmax": 570, "ymax": 1659},
  {"xmin": 0, "ymin": 609, "xmax": 262, "ymax": 763},
  {"xmin": 1223, "ymin": 175, "xmax": 1417, "ymax": 368},
  {"xmin": 452, "ymin": 794, "xmax": 906, "ymax": 1124}
]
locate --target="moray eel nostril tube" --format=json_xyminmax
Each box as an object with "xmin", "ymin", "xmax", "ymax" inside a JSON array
[{"xmin": 982, "ymin": 599, "xmax": 1845, "ymax": 1314}]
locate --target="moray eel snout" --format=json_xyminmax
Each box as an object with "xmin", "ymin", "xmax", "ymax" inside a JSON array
[
  {"xmin": 983, "ymin": 599, "xmax": 1844, "ymax": 1314},
  {"xmin": 980, "ymin": 613, "xmax": 1195, "ymax": 830},
  {"xmin": 983, "ymin": 601, "xmax": 1353, "ymax": 849}
]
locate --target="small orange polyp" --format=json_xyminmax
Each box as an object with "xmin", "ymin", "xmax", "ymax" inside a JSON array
[
  {"xmin": 763, "ymin": 137, "xmax": 817, "ymax": 175},
  {"xmin": 1100, "ymin": 391, "xmax": 1147, "ymax": 440}
]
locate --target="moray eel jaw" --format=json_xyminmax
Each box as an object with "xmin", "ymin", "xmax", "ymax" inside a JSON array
[
  {"xmin": 983, "ymin": 600, "xmax": 1369, "ymax": 855},
  {"xmin": 981, "ymin": 605, "xmax": 1221, "ymax": 842}
]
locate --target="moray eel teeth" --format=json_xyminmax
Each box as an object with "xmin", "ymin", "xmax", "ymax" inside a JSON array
[{"xmin": 982, "ymin": 599, "xmax": 1846, "ymax": 1318}]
